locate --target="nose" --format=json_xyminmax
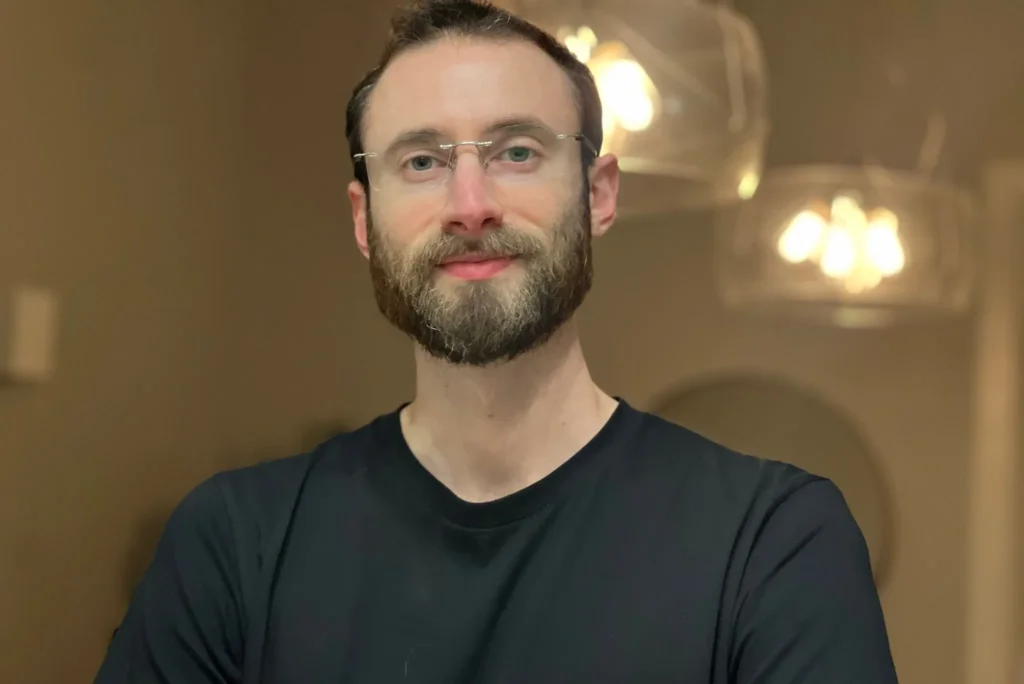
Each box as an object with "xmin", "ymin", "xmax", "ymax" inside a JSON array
[{"xmin": 438, "ymin": 151, "xmax": 504, "ymax": 237}]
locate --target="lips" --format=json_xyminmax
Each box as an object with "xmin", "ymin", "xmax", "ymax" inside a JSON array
[
  {"xmin": 436, "ymin": 254, "xmax": 516, "ymax": 280},
  {"xmin": 438, "ymin": 253, "xmax": 515, "ymax": 265}
]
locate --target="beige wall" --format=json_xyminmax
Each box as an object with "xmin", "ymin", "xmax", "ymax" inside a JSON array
[
  {"xmin": 0, "ymin": 1, "xmax": 245, "ymax": 681},
  {"xmin": 0, "ymin": 1, "xmax": 999, "ymax": 683}
]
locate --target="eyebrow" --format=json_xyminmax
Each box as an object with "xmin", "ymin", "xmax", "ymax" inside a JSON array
[{"xmin": 380, "ymin": 116, "xmax": 558, "ymax": 156}]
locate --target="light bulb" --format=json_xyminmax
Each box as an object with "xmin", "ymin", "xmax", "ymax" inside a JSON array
[
  {"xmin": 593, "ymin": 59, "xmax": 655, "ymax": 132},
  {"xmin": 776, "ymin": 195, "xmax": 906, "ymax": 293},
  {"xmin": 820, "ymin": 228, "xmax": 857, "ymax": 278},
  {"xmin": 564, "ymin": 37, "xmax": 592, "ymax": 63},
  {"xmin": 559, "ymin": 26, "xmax": 598, "ymax": 63},
  {"xmin": 583, "ymin": 40, "xmax": 660, "ymax": 136},
  {"xmin": 865, "ymin": 209, "xmax": 905, "ymax": 276},
  {"xmin": 576, "ymin": 26, "xmax": 598, "ymax": 46},
  {"xmin": 830, "ymin": 194, "xmax": 868, "ymax": 231},
  {"xmin": 777, "ymin": 210, "xmax": 827, "ymax": 263}
]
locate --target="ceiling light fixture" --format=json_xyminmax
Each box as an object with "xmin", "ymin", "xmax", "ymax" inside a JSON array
[{"xmin": 501, "ymin": 0, "xmax": 770, "ymax": 216}]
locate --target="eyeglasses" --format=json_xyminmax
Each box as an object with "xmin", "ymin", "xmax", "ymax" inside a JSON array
[{"xmin": 353, "ymin": 124, "xmax": 597, "ymax": 196}]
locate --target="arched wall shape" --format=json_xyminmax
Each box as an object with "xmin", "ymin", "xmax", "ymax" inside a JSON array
[{"xmin": 651, "ymin": 372, "xmax": 896, "ymax": 590}]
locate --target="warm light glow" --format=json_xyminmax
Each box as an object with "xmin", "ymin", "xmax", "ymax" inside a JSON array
[
  {"xmin": 737, "ymin": 170, "xmax": 761, "ymax": 200},
  {"xmin": 560, "ymin": 25, "xmax": 597, "ymax": 63},
  {"xmin": 593, "ymin": 59, "xmax": 655, "ymax": 131},
  {"xmin": 777, "ymin": 210, "xmax": 827, "ymax": 263},
  {"xmin": 865, "ymin": 208, "xmax": 905, "ymax": 276},
  {"xmin": 775, "ymin": 192, "xmax": 907, "ymax": 292},
  {"xmin": 560, "ymin": 28, "xmax": 659, "ymax": 136},
  {"xmin": 830, "ymin": 194, "xmax": 867, "ymax": 232},
  {"xmin": 820, "ymin": 227, "xmax": 857, "ymax": 278}
]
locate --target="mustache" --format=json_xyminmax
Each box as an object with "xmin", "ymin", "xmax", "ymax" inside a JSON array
[{"xmin": 415, "ymin": 228, "xmax": 546, "ymax": 267}]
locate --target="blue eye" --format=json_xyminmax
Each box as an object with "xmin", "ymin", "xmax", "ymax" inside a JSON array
[
  {"xmin": 407, "ymin": 155, "xmax": 437, "ymax": 172},
  {"xmin": 502, "ymin": 146, "xmax": 534, "ymax": 163}
]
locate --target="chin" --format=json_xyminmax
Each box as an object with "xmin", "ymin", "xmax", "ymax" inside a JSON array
[{"xmin": 435, "ymin": 277, "xmax": 526, "ymax": 310}]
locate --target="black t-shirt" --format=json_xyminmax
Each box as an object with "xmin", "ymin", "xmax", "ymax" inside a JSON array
[{"xmin": 96, "ymin": 400, "xmax": 898, "ymax": 683}]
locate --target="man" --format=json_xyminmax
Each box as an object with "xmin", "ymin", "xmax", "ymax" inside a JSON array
[{"xmin": 96, "ymin": 1, "xmax": 899, "ymax": 682}]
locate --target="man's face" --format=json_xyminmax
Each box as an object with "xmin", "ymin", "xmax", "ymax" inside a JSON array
[{"xmin": 350, "ymin": 37, "xmax": 617, "ymax": 366}]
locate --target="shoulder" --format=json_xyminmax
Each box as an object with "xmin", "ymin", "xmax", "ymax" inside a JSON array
[
  {"xmin": 629, "ymin": 407, "xmax": 827, "ymax": 510},
  {"xmin": 634, "ymin": 408, "xmax": 867, "ymax": 570},
  {"xmin": 171, "ymin": 416, "xmax": 387, "ymax": 546},
  {"xmin": 629, "ymin": 409, "xmax": 871, "ymax": 575},
  {"xmin": 628, "ymin": 418, "xmax": 899, "ymax": 681},
  {"xmin": 624, "ymin": 407, "xmax": 862, "ymax": 563}
]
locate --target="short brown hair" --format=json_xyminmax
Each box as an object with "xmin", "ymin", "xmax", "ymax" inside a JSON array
[{"xmin": 345, "ymin": 0, "xmax": 603, "ymax": 189}]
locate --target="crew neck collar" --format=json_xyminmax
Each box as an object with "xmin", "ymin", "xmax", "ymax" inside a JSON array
[{"xmin": 368, "ymin": 398, "xmax": 642, "ymax": 530}]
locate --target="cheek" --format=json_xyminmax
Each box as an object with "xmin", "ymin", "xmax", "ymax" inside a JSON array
[
  {"xmin": 494, "ymin": 184, "xmax": 574, "ymax": 234},
  {"xmin": 370, "ymin": 207, "xmax": 444, "ymax": 280},
  {"xmin": 371, "ymin": 200, "xmax": 437, "ymax": 250}
]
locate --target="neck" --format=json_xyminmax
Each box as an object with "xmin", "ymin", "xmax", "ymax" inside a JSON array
[{"xmin": 400, "ymin": 321, "xmax": 618, "ymax": 503}]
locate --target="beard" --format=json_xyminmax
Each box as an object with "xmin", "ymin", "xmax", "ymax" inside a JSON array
[{"xmin": 366, "ymin": 195, "xmax": 593, "ymax": 367}]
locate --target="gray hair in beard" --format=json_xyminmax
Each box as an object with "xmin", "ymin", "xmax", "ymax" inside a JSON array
[{"xmin": 366, "ymin": 197, "xmax": 593, "ymax": 366}]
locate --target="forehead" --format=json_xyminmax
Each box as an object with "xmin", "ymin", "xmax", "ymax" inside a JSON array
[{"xmin": 363, "ymin": 37, "xmax": 578, "ymax": 149}]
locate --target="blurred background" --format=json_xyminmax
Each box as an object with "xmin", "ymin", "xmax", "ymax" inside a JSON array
[{"xmin": 1, "ymin": 0, "xmax": 1021, "ymax": 682}]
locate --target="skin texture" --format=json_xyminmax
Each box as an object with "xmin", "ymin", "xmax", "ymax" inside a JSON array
[{"xmin": 348, "ymin": 36, "xmax": 621, "ymax": 503}]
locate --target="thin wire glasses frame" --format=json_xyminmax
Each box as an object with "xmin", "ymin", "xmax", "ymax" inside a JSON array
[
  {"xmin": 353, "ymin": 132, "xmax": 597, "ymax": 165},
  {"xmin": 352, "ymin": 128, "xmax": 599, "ymax": 192}
]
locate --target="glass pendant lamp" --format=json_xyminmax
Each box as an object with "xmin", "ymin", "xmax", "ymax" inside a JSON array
[{"xmin": 500, "ymin": 0, "xmax": 770, "ymax": 216}]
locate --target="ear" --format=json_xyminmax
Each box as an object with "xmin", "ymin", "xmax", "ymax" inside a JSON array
[
  {"xmin": 588, "ymin": 154, "xmax": 620, "ymax": 238},
  {"xmin": 348, "ymin": 180, "xmax": 370, "ymax": 259}
]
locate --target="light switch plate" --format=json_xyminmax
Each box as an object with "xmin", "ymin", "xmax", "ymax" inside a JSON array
[{"xmin": 0, "ymin": 287, "xmax": 59, "ymax": 383}]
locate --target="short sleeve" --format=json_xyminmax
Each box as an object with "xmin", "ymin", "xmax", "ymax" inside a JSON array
[
  {"xmin": 730, "ymin": 479, "xmax": 898, "ymax": 684},
  {"xmin": 95, "ymin": 477, "xmax": 245, "ymax": 684}
]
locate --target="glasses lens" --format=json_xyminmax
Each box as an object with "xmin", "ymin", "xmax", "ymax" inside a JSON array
[{"xmin": 363, "ymin": 130, "xmax": 583, "ymax": 196}]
